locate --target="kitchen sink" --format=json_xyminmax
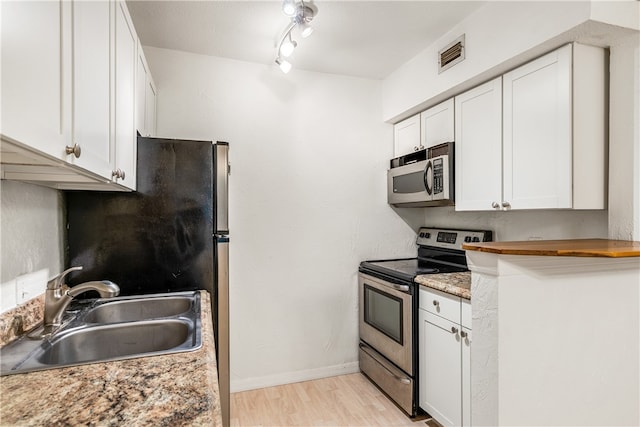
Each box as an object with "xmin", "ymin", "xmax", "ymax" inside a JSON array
[
  {"xmin": 0, "ymin": 291, "xmax": 202, "ymax": 376},
  {"xmin": 82, "ymin": 295, "xmax": 194, "ymax": 323}
]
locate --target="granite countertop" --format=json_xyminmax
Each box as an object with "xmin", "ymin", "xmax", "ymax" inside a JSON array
[
  {"xmin": 0, "ymin": 291, "xmax": 222, "ymax": 427},
  {"xmin": 415, "ymin": 272, "xmax": 471, "ymax": 300},
  {"xmin": 463, "ymin": 238, "xmax": 640, "ymax": 257}
]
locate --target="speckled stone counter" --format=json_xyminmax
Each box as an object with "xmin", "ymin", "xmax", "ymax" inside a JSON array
[
  {"xmin": 0, "ymin": 291, "xmax": 222, "ymax": 427},
  {"xmin": 415, "ymin": 272, "xmax": 471, "ymax": 300}
]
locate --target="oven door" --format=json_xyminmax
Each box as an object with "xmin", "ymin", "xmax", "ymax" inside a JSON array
[
  {"xmin": 359, "ymin": 273, "xmax": 413, "ymax": 374},
  {"xmin": 387, "ymin": 160, "xmax": 431, "ymax": 206}
]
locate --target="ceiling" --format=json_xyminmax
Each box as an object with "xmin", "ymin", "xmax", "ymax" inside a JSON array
[{"xmin": 126, "ymin": 1, "xmax": 486, "ymax": 80}]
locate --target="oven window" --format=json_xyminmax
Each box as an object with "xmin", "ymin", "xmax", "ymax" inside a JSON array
[
  {"xmin": 393, "ymin": 171, "xmax": 425, "ymax": 194},
  {"xmin": 364, "ymin": 284, "xmax": 403, "ymax": 345}
]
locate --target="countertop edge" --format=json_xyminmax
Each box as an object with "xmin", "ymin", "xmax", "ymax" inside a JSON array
[{"xmin": 463, "ymin": 238, "xmax": 640, "ymax": 258}]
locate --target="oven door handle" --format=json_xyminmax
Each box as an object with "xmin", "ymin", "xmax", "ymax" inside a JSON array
[
  {"xmin": 373, "ymin": 280, "xmax": 410, "ymax": 293},
  {"xmin": 359, "ymin": 343, "xmax": 411, "ymax": 384}
]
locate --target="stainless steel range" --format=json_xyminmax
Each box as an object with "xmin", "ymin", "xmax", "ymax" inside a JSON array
[{"xmin": 358, "ymin": 227, "xmax": 492, "ymax": 417}]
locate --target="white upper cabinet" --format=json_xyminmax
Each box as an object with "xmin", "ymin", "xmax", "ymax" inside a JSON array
[
  {"xmin": 393, "ymin": 114, "xmax": 420, "ymax": 157},
  {"xmin": 136, "ymin": 42, "xmax": 157, "ymax": 137},
  {"xmin": 1, "ymin": 0, "xmax": 154, "ymax": 191},
  {"xmin": 71, "ymin": 0, "xmax": 112, "ymax": 179},
  {"xmin": 393, "ymin": 98, "xmax": 454, "ymax": 158},
  {"xmin": 455, "ymin": 77, "xmax": 503, "ymax": 211},
  {"xmin": 113, "ymin": 0, "xmax": 137, "ymax": 189},
  {"xmin": 1, "ymin": 0, "xmax": 71, "ymax": 160},
  {"xmin": 455, "ymin": 43, "xmax": 606, "ymax": 211},
  {"xmin": 420, "ymin": 98, "xmax": 454, "ymax": 149},
  {"xmin": 502, "ymin": 45, "xmax": 573, "ymax": 210}
]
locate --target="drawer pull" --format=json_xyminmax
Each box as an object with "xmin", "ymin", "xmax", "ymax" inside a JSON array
[{"xmin": 432, "ymin": 300, "xmax": 439, "ymax": 306}]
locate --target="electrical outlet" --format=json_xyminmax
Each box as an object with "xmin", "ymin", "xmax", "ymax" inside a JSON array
[{"xmin": 15, "ymin": 269, "xmax": 48, "ymax": 304}]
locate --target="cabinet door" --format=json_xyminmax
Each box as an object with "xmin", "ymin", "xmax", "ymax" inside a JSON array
[
  {"xmin": 455, "ymin": 77, "xmax": 502, "ymax": 211},
  {"xmin": 1, "ymin": 0, "xmax": 71, "ymax": 159},
  {"xmin": 419, "ymin": 310, "xmax": 462, "ymax": 427},
  {"xmin": 421, "ymin": 98, "xmax": 454, "ymax": 149},
  {"xmin": 462, "ymin": 327, "xmax": 472, "ymax": 427},
  {"xmin": 503, "ymin": 44, "xmax": 572, "ymax": 209},
  {"xmin": 393, "ymin": 115, "xmax": 420, "ymax": 157},
  {"xmin": 145, "ymin": 78, "xmax": 157, "ymax": 136},
  {"xmin": 72, "ymin": 0, "xmax": 112, "ymax": 179},
  {"xmin": 135, "ymin": 39, "xmax": 148, "ymax": 136},
  {"xmin": 114, "ymin": 1, "xmax": 137, "ymax": 189}
]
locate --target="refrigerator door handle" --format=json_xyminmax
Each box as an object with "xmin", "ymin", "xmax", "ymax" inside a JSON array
[{"xmin": 216, "ymin": 237, "xmax": 230, "ymax": 427}]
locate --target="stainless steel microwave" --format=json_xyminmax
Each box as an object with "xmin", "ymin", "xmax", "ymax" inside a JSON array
[{"xmin": 387, "ymin": 142, "xmax": 454, "ymax": 207}]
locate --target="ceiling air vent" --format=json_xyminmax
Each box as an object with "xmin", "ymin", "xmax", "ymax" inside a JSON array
[{"xmin": 438, "ymin": 35, "xmax": 465, "ymax": 74}]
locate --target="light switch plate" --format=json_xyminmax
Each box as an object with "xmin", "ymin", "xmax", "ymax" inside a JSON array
[{"xmin": 15, "ymin": 269, "xmax": 48, "ymax": 304}]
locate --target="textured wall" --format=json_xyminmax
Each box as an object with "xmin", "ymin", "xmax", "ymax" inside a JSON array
[
  {"xmin": 145, "ymin": 47, "xmax": 419, "ymax": 392},
  {"xmin": 0, "ymin": 181, "xmax": 64, "ymax": 307}
]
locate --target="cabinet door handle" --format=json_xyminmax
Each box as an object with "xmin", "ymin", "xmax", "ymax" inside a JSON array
[
  {"xmin": 112, "ymin": 169, "xmax": 126, "ymax": 180},
  {"xmin": 451, "ymin": 326, "xmax": 459, "ymax": 334},
  {"xmin": 414, "ymin": 146, "xmax": 419, "ymax": 151},
  {"xmin": 491, "ymin": 201, "xmax": 500, "ymax": 209},
  {"xmin": 65, "ymin": 144, "xmax": 81, "ymax": 158},
  {"xmin": 460, "ymin": 330, "xmax": 467, "ymax": 338},
  {"xmin": 502, "ymin": 201, "xmax": 511, "ymax": 209},
  {"xmin": 432, "ymin": 300, "xmax": 439, "ymax": 306}
]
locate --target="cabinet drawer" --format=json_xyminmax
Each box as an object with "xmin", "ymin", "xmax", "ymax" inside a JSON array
[
  {"xmin": 461, "ymin": 300, "xmax": 471, "ymax": 329},
  {"xmin": 419, "ymin": 287, "xmax": 461, "ymax": 322}
]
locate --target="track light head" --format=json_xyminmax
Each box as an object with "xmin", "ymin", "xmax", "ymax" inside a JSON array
[
  {"xmin": 282, "ymin": 0, "xmax": 296, "ymax": 16},
  {"xmin": 275, "ymin": 58, "xmax": 292, "ymax": 74},
  {"xmin": 280, "ymin": 35, "xmax": 297, "ymax": 57}
]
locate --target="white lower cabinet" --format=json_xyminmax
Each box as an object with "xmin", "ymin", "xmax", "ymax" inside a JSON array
[{"xmin": 419, "ymin": 287, "xmax": 471, "ymax": 426}]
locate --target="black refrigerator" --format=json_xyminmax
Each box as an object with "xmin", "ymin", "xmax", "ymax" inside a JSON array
[{"xmin": 65, "ymin": 137, "xmax": 230, "ymax": 426}]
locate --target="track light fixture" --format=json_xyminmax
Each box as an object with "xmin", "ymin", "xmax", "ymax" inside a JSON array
[{"xmin": 274, "ymin": 0, "xmax": 317, "ymax": 74}]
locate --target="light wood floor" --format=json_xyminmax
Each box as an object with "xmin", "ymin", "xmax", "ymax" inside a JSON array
[{"xmin": 230, "ymin": 373, "xmax": 429, "ymax": 427}]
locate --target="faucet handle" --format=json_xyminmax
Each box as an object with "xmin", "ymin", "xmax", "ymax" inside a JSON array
[{"xmin": 47, "ymin": 266, "xmax": 83, "ymax": 290}]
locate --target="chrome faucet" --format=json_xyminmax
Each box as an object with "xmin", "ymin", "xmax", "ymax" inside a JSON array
[{"xmin": 42, "ymin": 266, "xmax": 120, "ymax": 335}]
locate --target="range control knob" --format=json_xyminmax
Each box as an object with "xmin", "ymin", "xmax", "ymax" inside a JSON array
[
  {"xmin": 425, "ymin": 232, "xmax": 431, "ymax": 239},
  {"xmin": 419, "ymin": 232, "xmax": 425, "ymax": 238},
  {"xmin": 464, "ymin": 236, "xmax": 472, "ymax": 243},
  {"xmin": 472, "ymin": 237, "xmax": 480, "ymax": 242}
]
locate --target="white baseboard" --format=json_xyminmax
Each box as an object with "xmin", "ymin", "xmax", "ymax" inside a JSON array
[{"xmin": 230, "ymin": 361, "xmax": 360, "ymax": 393}]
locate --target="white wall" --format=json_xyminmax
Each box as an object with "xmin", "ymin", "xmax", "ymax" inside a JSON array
[
  {"xmin": 0, "ymin": 181, "xmax": 64, "ymax": 311},
  {"xmin": 412, "ymin": 207, "xmax": 608, "ymax": 241},
  {"xmin": 144, "ymin": 47, "xmax": 418, "ymax": 391}
]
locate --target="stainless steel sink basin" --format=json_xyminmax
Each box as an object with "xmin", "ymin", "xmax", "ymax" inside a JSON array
[
  {"xmin": 82, "ymin": 295, "xmax": 193, "ymax": 323},
  {"xmin": 31, "ymin": 319, "xmax": 195, "ymax": 367},
  {"xmin": 0, "ymin": 291, "xmax": 202, "ymax": 376}
]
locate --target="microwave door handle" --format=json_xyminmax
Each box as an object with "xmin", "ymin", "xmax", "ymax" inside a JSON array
[{"xmin": 424, "ymin": 160, "xmax": 433, "ymax": 196}]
